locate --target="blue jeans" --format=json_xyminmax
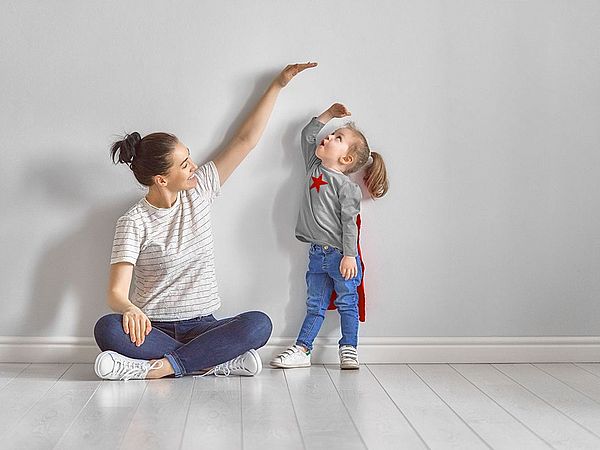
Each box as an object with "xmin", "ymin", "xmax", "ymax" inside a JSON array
[
  {"xmin": 296, "ymin": 244, "xmax": 362, "ymax": 351},
  {"xmin": 94, "ymin": 310, "xmax": 272, "ymax": 377}
]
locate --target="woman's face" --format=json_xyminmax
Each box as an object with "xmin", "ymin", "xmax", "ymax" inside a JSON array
[{"xmin": 164, "ymin": 141, "xmax": 198, "ymax": 191}]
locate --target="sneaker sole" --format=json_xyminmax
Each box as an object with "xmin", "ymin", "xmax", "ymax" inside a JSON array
[
  {"xmin": 248, "ymin": 349, "xmax": 263, "ymax": 376},
  {"xmin": 269, "ymin": 360, "xmax": 311, "ymax": 369},
  {"xmin": 94, "ymin": 351, "xmax": 114, "ymax": 379},
  {"xmin": 340, "ymin": 364, "xmax": 360, "ymax": 370}
]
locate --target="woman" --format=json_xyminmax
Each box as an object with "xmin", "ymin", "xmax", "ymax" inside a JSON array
[{"xmin": 94, "ymin": 62, "xmax": 317, "ymax": 380}]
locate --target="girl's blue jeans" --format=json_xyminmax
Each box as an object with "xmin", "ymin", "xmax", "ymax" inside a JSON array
[
  {"xmin": 296, "ymin": 243, "xmax": 362, "ymax": 351},
  {"xmin": 94, "ymin": 310, "xmax": 272, "ymax": 377}
]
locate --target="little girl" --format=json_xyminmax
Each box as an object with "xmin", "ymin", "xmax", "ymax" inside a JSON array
[{"xmin": 270, "ymin": 103, "xmax": 388, "ymax": 370}]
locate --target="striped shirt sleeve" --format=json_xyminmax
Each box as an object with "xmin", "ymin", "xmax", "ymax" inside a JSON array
[
  {"xmin": 193, "ymin": 160, "xmax": 221, "ymax": 203},
  {"xmin": 110, "ymin": 215, "xmax": 141, "ymax": 265}
]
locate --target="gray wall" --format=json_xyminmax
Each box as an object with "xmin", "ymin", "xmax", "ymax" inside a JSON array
[{"xmin": 2, "ymin": 0, "xmax": 599, "ymax": 339}]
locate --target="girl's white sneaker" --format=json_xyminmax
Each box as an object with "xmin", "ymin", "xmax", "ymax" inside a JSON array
[
  {"xmin": 270, "ymin": 344, "xmax": 311, "ymax": 368},
  {"xmin": 339, "ymin": 345, "xmax": 360, "ymax": 370}
]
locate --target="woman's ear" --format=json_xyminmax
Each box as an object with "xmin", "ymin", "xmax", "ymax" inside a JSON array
[{"xmin": 153, "ymin": 174, "xmax": 168, "ymax": 187}]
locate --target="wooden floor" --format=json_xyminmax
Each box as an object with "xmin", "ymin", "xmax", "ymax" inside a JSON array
[{"xmin": 1, "ymin": 363, "xmax": 600, "ymax": 449}]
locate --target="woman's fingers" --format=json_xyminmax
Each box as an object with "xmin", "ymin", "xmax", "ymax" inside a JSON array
[
  {"xmin": 145, "ymin": 318, "xmax": 152, "ymax": 335},
  {"xmin": 135, "ymin": 317, "xmax": 146, "ymax": 346},
  {"xmin": 122, "ymin": 315, "xmax": 129, "ymax": 334},
  {"xmin": 128, "ymin": 317, "xmax": 136, "ymax": 342}
]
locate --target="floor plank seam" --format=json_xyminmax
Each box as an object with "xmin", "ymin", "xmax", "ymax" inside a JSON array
[
  {"xmin": 408, "ymin": 364, "xmax": 494, "ymax": 450},
  {"xmin": 532, "ymin": 363, "xmax": 600, "ymax": 407},
  {"xmin": 282, "ymin": 368, "xmax": 307, "ymax": 450},
  {"xmin": 448, "ymin": 364, "xmax": 554, "ymax": 449},
  {"xmin": 491, "ymin": 364, "xmax": 600, "ymax": 441},
  {"xmin": 365, "ymin": 364, "xmax": 431, "ymax": 450},
  {"xmin": 54, "ymin": 377, "xmax": 102, "ymax": 448},
  {"xmin": 9, "ymin": 363, "xmax": 74, "ymax": 438},
  {"xmin": 573, "ymin": 363, "xmax": 600, "ymax": 379},
  {"xmin": 323, "ymin": 365, "xmax": 369, "ymax": 450},
  {"xmin": 177, "ymin": 377, "xmax": 197, "ymax": 450},
  {"xmin": 116, "ymin": 380, "xmax": 150, "ymax": 449}
]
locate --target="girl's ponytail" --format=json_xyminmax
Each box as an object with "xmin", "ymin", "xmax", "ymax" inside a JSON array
[{"xmin": 363, "ymin": 151, "xmax": 388, "ymax": 198}]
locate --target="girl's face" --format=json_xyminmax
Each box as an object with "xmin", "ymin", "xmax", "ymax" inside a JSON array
[
  {"xmin": 163, "ymin": 141, "xmax": 198, "ymax": 191},
  {"xmin": 315, "ymin": 127, "xmax": 354, "ymax": 168}
]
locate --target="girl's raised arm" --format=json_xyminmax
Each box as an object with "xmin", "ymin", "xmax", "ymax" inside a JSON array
[{"xmin": 214, "ymin": 62, "xmax": 317, "ymax": 185}]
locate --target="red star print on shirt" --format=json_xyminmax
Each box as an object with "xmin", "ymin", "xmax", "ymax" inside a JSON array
[{"xmin": 310, "ymin": 173, "xmax": 328, "ymax": 193}]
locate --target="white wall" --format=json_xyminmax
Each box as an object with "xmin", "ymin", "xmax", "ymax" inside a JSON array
[{"xmin": 2, "ymin": 0, "xmax": 599, "ymax": 343}]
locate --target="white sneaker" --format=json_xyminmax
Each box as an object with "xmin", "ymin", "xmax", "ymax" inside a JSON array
[
  {"xmin": 270, "ymin": 344, "xmax": 311, "ymax": 368},
  {"xmin": 339, "ymin": 345, "xmax": 360, "ymax": 370},
  {"xmin": 197, "ymin": 349, "xmax": 263, "ymax": 378},
  {"xmin": 94, "ymin": 350, "xmax": 163, "ymax": 381}
]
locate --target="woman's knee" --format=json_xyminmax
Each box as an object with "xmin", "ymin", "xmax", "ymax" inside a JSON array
[
  {"xmin": 93, "ymin": 314, "xmax": 123, "ymax": 350},
  {"xmin": 239, "ymin": 310, "xmax": 272, "ymax": 348}
]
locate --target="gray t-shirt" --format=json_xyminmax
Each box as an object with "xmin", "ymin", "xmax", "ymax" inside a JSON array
[{"xmin": 295, "ymin": 117, "xmax": 362, "ymax": 257}]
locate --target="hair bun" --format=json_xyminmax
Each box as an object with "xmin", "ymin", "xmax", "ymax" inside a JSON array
[{"xmin": 125, "ymin": 132, "xmax": 142, "ymax": 156}]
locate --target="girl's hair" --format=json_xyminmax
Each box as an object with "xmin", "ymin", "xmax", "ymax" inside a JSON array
[
  {"xmin": 343, "ymin": 123, "xmax": 389, "ymax": 198},
  {"xmin": 110, "ymin": 132, "xmax": 179, "ymax": 186}
]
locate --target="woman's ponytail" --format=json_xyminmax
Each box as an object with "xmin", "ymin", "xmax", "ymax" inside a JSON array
[
  {"xmin": 363, "ymin": 151, "xmax": 388, "ymax": 198},
  {"xmin": 109, "ymin": 131, "xmax": 179, "ymax": 186},
  {"xmin": 110, "ymin": 132, "xmax": 141, "ymax": 165}
]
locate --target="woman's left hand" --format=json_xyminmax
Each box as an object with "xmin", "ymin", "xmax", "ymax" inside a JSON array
[
  {"xmin": 273, "ymin": 62, "xmax": 318, "ymax": 88},
  {"xmin": 340, "ymin": 255, "xmax": 358, "ymax": 280}
]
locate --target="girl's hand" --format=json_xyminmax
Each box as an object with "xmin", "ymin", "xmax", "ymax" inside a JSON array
[
  {"xmin": 122, "ymin": 305, "xmax": 152, "ymax": 347},
  {"xmin": 328, "ymin": 103, "xmax": 351, "ymax": 118},
  {"xmin": 340, "ymin": 255, "xmax": 358, "ymax": 280},
  {"xmin": 273, "ymin": 62, "xmax": 318, "ymax": 88}
]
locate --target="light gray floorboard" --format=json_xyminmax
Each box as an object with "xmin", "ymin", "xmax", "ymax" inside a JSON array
[
  {"xmin": 120, "ymin": 377, "xmax": 194, "ymax": 450},
  {"xmin": 534, "ymin": 363, "xmax": 600, "ymax": 403},
  {"xmin": 180, "ymin": 376, "xmax": 242, "ymax": 450},
  {"xmin": 242, "ymin": 368, "xmax": 304, "ymax": 450},
  {"xmin": 0, "ymin": 363, "xmax": 29, "ymax": 391},
  {"xmin": 0, "ymin": 364, "xmax": 70, "ymax": 439},
  {"xmin": 494, "ymin": 364, "xmax": 600, "ymax": 438},
  {"xmin": 369, "ymin": 364, "xmax": 488, "ymax": 450},
  {"xmin": 575, "ymin": 363, "xmax": 600, "ymax": 378},
  {"xmin": 285, "ymin": 365, "xmax": 366, "ymax": 450},
  {"xmin": 410, "ymin": 364, "xmax": 550, "ymax": 450},
  {"xmin": 55, "ymin": 379, "xmax": 148, "ymax": 449},
  {"xmin": 325, "ymin": 364, "xmax": 427, "ymax": 450},
  {"xmin": 453, "ymin": 364, "xmax": 600, "ymax": 450},
  {"xmin": 4, "ymin": 364, "xmax": 100, "ymax": 450}
]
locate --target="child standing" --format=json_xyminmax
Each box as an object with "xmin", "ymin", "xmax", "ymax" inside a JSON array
[{"xmin": 270, "ymin": 103, "xmax": 388, "ymax": 370}]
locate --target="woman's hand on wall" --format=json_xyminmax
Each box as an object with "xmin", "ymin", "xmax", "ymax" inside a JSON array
[{"xmin": 273, "ymin": 62, "xmax": 318, "ymax": 88}]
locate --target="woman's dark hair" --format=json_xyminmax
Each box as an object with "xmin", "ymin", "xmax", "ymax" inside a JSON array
[{"xmin": 110, "ymin": 132, "xmax": 179, "ymax": 186}]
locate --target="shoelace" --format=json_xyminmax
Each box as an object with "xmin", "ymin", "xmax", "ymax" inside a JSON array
[
  {"xmin": 194, "ymin": 354, "xmax": 246, "ymax": 379},
  {"xmin": 339, "ymin": 346, "xmax": 358, "ymax": 362},
  {"xmin": 117, "ymin": 359, "xmax": 163, "ymax": 381},
  {"xmin": 213, "ymin": 354, "xmax": 247, "ymax": 377}
]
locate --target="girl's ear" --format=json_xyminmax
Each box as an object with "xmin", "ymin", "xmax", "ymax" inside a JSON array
[{"xmin": 340, "ymin": 154, "xmax": 354, "ymax": 165}]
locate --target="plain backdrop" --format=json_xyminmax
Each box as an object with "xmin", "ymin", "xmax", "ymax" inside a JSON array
[{"xmin": 1, "ymin": 0, "xmax": 599, "ymax": 340}]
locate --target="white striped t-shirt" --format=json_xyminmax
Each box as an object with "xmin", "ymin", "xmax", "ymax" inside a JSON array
[{"xmin": 110, "ymin": 161, "xmax": 221, "ymax": 321}]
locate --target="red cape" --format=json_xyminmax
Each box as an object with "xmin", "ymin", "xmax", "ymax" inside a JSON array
[{"xmin": 328, "ymin": 214, "xmax": 366, "ymax": 322}]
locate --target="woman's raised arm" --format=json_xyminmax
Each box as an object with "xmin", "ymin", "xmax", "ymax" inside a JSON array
[{"xmin": 213, "ymin": 62, "xmax": 317, "ymax": 185}]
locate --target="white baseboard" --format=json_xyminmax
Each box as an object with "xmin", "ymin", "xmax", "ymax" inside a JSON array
[{"xmin": 1, "ymin": 336, "xmax": 599, "ymax": 364}]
